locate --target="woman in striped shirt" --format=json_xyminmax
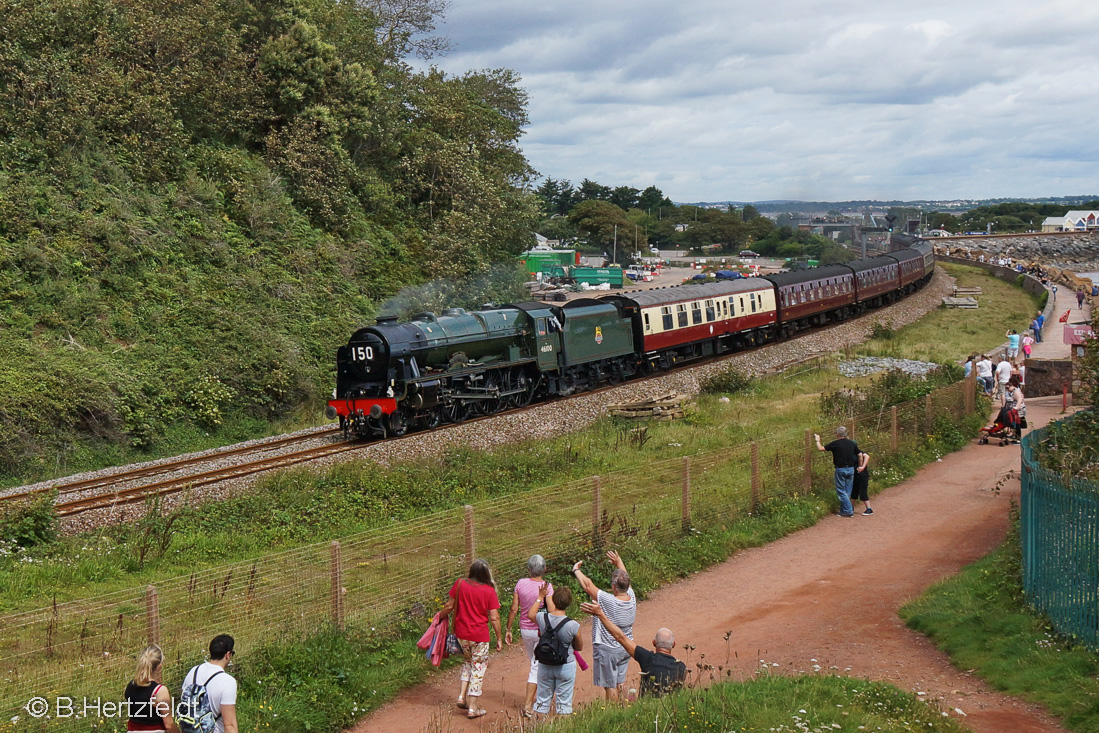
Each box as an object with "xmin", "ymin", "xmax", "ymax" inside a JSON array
[{"xmin": 571, "ymin": 550, "xmax": 636, "ymax": 700}]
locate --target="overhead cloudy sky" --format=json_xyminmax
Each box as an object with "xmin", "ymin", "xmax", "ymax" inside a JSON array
[{"xmin": 427, "ymin": 0, "xmax": 1099, "ymax": 203}]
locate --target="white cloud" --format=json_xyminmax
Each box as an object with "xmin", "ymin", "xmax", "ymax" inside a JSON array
[{"xmin": 427, "ymin": 0, "xmax": 1099, "ymax": 201}]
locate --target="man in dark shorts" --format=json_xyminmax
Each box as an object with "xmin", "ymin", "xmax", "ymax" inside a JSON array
[
  {"xmin": 851, "ymin": 450, "xmax": 872, "ymax": 515},
  {"xmin": 579, "ymin": 602, "xmax": 686, "ymax": 697},
  {"xmin": 814, "ymin": 426, "xmax": 860, "ymax": 517}
]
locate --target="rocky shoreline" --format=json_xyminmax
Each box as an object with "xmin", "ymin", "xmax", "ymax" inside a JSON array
[{"xmin": 935, "ymin": 231, "xmax": 1099, "ymax": 271}]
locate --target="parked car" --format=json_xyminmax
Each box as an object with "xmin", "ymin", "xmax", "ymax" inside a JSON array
[{"xmin": 739, "ymin": 250, "xmax": 760, "ymax": 258}]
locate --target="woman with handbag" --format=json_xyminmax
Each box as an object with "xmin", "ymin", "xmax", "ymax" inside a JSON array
[{"xmin": 439, "ymin": 559, "xmax": 502, "ymax": 719}]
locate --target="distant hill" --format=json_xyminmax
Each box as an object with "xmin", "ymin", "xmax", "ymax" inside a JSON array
[
  {"xmin": 678, "ymin": 196, "xmax": 1099, "ymax": 213},
  {"xmin": 0, "ymin": 0, "xmax": 537, "ymax": 476}
]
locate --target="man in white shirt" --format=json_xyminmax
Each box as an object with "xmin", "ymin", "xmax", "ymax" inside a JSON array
[
  {"xmin": 995, "ymin": 357, "xmax": 1013, "ymax": 401},
  {"xmin": 180, "ymin": 634, "xmax": 238, "ymax": 733},
  {"xmin": 975, "ymin": 355, "xmax": 994, "ymax": 395}
]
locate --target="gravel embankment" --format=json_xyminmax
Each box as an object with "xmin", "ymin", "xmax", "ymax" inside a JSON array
[
  {"xmin": 52, "ymin": 269, "xmax": 953, "ymax": 533},
  {"xmin": 837, "ymin": 356, "xmax": 945, "ymax": 378}
]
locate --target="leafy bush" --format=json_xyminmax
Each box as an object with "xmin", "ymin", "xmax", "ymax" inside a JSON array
[
  {"xmin": 820, "ymin": 366, "xmax": 963, "ymax": 419},
  {"xmin": 0, "ymin": 492, "xmax": 57, "ymax": 549},
  {"xmin": 870, "ymin": 321, "xmax": 896, "ymax": 340},
  {"xmin": 700, "ymin": 366, "xmax": 754, "ymax": 395}
]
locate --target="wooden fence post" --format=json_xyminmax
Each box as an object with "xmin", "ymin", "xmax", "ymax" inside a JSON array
[
  {"xmin": 924, "ymin": 394, "xmax": 933, "ymax": 434},
  {"xmin": 681, "ymin": 457, "xmax": 691, "ymax": 534},
  {"xmin": 330, "ymin": 541, "xmax": 344, "ymax": 629},
  {"xmin": 750, "ymin": 442, "xmax": 760, "ymax": 513},
  {"xmin": 891, "ymin": 405, "xmax": 899, "ymax": 453},
  {"xmin": 145, "ymin": 585, "xmax": 159, "ymax": 646},
  {"xmin": 464, "ymin": 505, "xmax": 475, "ymax": 561},
  {"xmin": 803, "ymin": 430, "xmax": 813, "ymax": 492},
  {"xmin": 592, "ymin": 477, "xmax": 602, "ymax": 544},
  {"xmin": 965, "ymin": 369, "xmax": 976, "ymax": 415}
]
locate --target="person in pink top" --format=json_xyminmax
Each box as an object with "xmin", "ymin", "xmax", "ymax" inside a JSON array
[
  {"xmin": 504, "ymin": 555, "xmax": 553, "ymax": 717},
  {"xmin": 439, "ymin": 559, "xmax": 502, "ymax": 719}
]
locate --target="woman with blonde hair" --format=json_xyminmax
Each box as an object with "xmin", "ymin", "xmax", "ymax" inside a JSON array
[{"xmin": 124, "ymin": 645, "xmax": 179, "ymax": 732}]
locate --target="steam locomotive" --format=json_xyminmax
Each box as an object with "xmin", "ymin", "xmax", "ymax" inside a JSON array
[{"xmin": 327, "ymin": 243, "xmax": 934, "ymax": 438}]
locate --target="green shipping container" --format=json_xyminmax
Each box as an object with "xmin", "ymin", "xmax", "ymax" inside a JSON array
[
  {"xmin": 571, "ymin": 267, "xmax": 625, "ymax": 288},
  {"xmin": 520, "ymin": 249, "xmax": 578, "ymax": 275}
]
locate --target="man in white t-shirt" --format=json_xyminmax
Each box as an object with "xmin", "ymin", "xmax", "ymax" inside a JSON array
[
  {"xmin": 975, "ymin": 355, "xmax": 994, "ymax": 395},
  {"xmin": 181, "ymin": 634, "xmax": 238, "ymax": 733},
  {"xmin": 995, "ymin": 357, "xmax": 1013, "ymax": 401}
]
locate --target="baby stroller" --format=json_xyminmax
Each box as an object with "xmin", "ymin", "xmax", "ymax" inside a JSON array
[{"xmin": 978, "ymin": 404, "xmax": 1021, "ymax": 446}]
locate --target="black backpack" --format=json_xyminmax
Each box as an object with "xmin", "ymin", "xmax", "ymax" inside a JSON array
[{"xmin": 533, "ymin": 612, "xmax": 570, "ymax": 666}]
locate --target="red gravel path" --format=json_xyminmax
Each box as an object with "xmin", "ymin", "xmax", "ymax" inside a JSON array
[{"xmin": 351, "ymin": 396, "xmax": 1076, "ymax": 733}]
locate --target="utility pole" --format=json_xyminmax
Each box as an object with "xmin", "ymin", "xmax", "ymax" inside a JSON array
[{"xmin": 613, "ymin": 224, "xmax": 617, "ymax": 265}]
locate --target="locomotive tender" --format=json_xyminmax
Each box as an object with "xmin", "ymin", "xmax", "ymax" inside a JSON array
[{"xmin": 327, "ymin": 242, "xmax": 934, "ymax": 438}]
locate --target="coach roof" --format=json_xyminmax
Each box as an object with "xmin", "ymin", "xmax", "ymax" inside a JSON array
[
  {"xmin": 763, "ymin": 265, "xmax": 853, "ymax": 288},
  {"xmin": 845, "ymin": 256, "xmax": 899, "ymax": 273},
  {"xmin": 618, "ymin": 279, "xmax": 772, "ymax": 308}
]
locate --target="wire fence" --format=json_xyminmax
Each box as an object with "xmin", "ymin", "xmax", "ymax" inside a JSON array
[
  {"xmin": 1020, "ymin": 418, "xmax": 1099, "ymax": 652},
  {"xmin": 0, "ymin": 376, "xmax": 976, "ymax": 727}
]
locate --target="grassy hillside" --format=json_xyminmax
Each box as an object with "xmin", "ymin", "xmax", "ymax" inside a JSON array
[{"xmin": 0, "ymin": 0, "xmax": 539, "ymax": 479}]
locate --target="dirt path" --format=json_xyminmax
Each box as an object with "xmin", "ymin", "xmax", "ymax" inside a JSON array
[{"xmin": 352, "ymin": 395, "xmax": 1075, "ymax": 733}]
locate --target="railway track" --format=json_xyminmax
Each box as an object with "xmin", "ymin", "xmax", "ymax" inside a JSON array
[
  {"xmin": 53, "ymin": 436, "xmax": 358, "ymax": 516},
  {"xmin": 2, "ymin": 428, "xmax": 342, "ymax": 506},
  {"xmin": 4, "ymin": 275, "xmax": 937, "ymax": 520}
]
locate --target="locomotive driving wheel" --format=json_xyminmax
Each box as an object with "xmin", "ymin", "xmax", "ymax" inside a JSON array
[
  {"xmin": 442, "ymin": 400, "xmax": 468, "ymax": 424},
  {"xmin": 472, "ymin": 373, "xmax": 501, "ymax": 415}
]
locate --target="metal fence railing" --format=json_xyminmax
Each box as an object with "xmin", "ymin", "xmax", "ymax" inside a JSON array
[
  {"xmin": 1021, "ymin": 418, "xmax": 1099, "ymax": 651},
  {"xmin": 0, "ymin": 377, "xmax": 977, "ymax": 728}
]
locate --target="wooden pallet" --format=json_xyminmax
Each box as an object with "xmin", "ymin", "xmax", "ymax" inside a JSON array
[
  {"xmin": 607, "ymin": 392, "xmax": 692, "ymax": 420},
  {"xmin": 942, "ymin": 296, "xmax": 979, "ymax": 309},
  {"xmin": 953, "ymin": 286, "xmax": 983, "ymax": 297}
]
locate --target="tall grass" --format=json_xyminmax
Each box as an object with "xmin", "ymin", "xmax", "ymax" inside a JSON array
[{"xmin": 518, "ymin": 674, "xmax": 969, "ymax": 733}]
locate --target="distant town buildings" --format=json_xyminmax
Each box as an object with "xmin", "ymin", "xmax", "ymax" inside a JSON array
[{"xmin": 1041, "ymin": 210, "xmax": 1099, "ymax": 232}]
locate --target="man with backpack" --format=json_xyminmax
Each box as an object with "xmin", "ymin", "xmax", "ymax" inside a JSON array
[
  {"xmin": 178, "ymin": 634, "xmax": 237, "ymax": 733},
  {"xmin": 526, "ymin": 584, "xmax": 583, "ymax": 717}
]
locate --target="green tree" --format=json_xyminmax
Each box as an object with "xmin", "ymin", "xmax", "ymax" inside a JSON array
[
  {"xmin": 638, "ymin": 185, "xmax": 673, "ymax": 212},
  {"xmin": 578, "ymin": 178, "xmax": 611, "ymax": 201},
  {"xmin": 536, "ymin": 177, "xmax": 576, "ymax": 216},
  {"xmin": 568, "ymin": 200, "xmax": 638, "ymax": 253},
  {"xmin": 609, "ymin": 185, "xmax": 641, "ymax": 211}
]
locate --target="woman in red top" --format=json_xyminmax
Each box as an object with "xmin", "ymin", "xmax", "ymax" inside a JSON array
[{"xmin": 439, "ymin": 559, "xmax": 502, "ymax": 719}]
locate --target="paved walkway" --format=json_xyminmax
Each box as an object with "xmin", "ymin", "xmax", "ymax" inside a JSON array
[{"xmin": 1029, "ymin": 282, "xmax": 1090, "ymax": 360}]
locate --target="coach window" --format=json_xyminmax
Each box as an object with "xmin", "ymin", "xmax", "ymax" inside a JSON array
[
  {"xmin": 705, "ymin": 299, "xmax": 715, "ymax": 321},
  {"xmin": 662, "ymin": 306, "xmax": 673, "ymax": 330},
  {"xmin": 643, "ymin": 312, "xmax": 651, "ymax": 332},
  {"xmin": 722, "ymin": 300, "xmax": 728, "ymax": 317},
  {"xmin": 677, "ymin": 303, "xmax": 688, "ymax": 328},
  {"xmin": 750, "ymin": 293, "xmax": 757, "ymax": 312},
  {"xmin": 692, "ymin": 301, "xmax": 702, "ymax": 325}
]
